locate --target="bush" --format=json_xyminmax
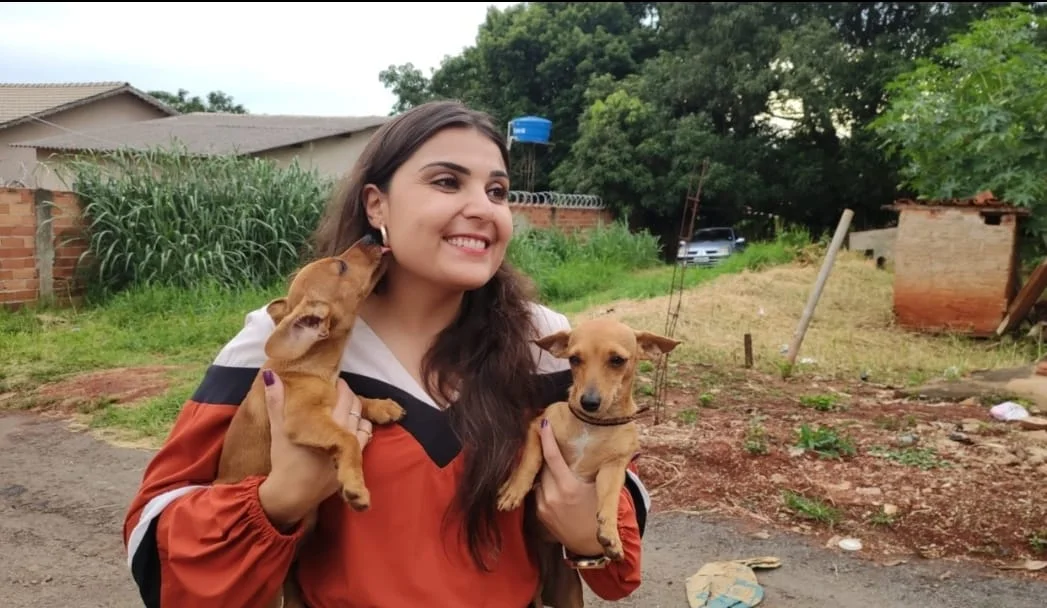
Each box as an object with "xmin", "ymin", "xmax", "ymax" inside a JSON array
[
  {"xmin": 507, "ymin": 221, "xmax": 663, "ymax": 302},
  {"xmin": 66, "ymin": 146, "xmax": 333, "ymax": 297}
]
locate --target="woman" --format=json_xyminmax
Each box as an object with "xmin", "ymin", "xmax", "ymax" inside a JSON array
[{"xmin": 122, "ymin": 100, "xmax": 650, "ymax": 607}]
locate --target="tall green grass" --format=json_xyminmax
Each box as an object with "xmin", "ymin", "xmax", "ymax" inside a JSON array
[
  {"xmin": 508, "ymin": 221, "xmax": 663, "ymax": 302},
  {"xmin": 65, "ymin": 146, "xmax": 333, "ymax": 297}
]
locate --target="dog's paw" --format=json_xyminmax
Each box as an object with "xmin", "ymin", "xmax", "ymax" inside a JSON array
[
  {"xmin": 496, "ymin": 479, "xmax": 529, "ymax": 512},
  {"xmin": 341, "ymin": 485, "xmax": 371, "ymax": 512},
  {"xmin": 365, "ymin": 398, "xmax": 406, "ymax": 425},
  {"xmin": 597, "ymin": 515, "xmax": 624, "ymax": 561}
]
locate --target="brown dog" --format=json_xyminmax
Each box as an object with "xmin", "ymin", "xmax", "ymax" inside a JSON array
[
  {"xmin": 215, "ymin": 234, "xmax": 406, "ymax": 608},
  {"xmin": 497, "ymin": 317, "xmax": 681, "ymax": 608}
]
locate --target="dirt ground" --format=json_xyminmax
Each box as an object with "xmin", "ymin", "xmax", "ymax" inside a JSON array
[{"xmin": 3, "ymin": 385, "xmax": 1047, "ymax": 607}]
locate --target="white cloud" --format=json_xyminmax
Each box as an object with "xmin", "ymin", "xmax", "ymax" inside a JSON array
[{"xmin": 0, "ymin": 1, "xmax": 518, "ymax": 116}]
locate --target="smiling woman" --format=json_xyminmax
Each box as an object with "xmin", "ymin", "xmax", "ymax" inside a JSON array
[{"xmin": 120, "ymin": 100, "xmax": 650, "ymax": 607}]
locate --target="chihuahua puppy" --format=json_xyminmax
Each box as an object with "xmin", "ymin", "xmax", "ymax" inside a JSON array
[
  {"xmin": 497, "ymin": 317, "xmax": 681, "ymax": 608},
  {"xmin": 215, "ymin": 234, "xmax": 406, "ymax": 608}
]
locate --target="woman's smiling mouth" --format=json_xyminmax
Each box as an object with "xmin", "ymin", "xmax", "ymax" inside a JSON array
[{"xmin": 444, "ymin": 235, "xmax": 491, "ymax": 254}]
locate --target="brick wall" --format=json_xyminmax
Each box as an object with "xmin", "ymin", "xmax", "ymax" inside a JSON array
[
  {"xmin": 892, "ymin": 205, "xmax": 1021, "ymax": 336},
  {"xmin": 0, "ymin": 187, "xmax": 88, "ymax": 308},
  {"xmin": 509, "ymin": 204, "xmax": 614, "ymax": 230},
  {"xmin": 0, "ymin": 189, "xmax": 615, "ymax": 309}
]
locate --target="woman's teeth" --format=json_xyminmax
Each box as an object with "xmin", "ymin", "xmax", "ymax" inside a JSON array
[{"xmin": 445, "ymin": 237, "xmax": 488, "ymax": 250}]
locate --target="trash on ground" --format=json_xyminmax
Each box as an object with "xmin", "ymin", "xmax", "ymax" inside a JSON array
[
  {"xmin": 990, "ymin": 401, "xmax": 1030, "ymax": 422},
  {"xmin": 838, "ymin": 538, "xmax": 863, "ymax": 551},
  {"xmin": 685, "ymin": 556, "xmax": 782, "ymax": 608}
]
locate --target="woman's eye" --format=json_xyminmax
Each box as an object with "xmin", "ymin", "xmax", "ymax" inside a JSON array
[
  {"xmin": 488, "ymin": 186, "xmax": 508, "ymax": 201},
  {"xmin": 433, "ymin": 177, "xmax": 458, "ymax": 189}
]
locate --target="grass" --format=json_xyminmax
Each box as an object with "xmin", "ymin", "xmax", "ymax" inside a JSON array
[
  {"xmin": 2, "ymin": 219, "xmax": 810, "ymax": 441},
  {"xmin": 573, "ymin": 250, "xmax": 1038, "ymax": 384}
]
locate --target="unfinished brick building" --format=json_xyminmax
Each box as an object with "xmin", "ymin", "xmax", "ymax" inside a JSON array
[{"xmin": 887, "ymin": 192, "xmax": 1029, "ymax": 337}]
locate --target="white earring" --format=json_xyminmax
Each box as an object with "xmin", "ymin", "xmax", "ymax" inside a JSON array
[{"xmin": 379, "ymin": 225, "xmax": 389, "ymax": 246}]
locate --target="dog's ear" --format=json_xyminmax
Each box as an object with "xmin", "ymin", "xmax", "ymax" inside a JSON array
[
  {"xmin": 265, "ymin": 298, "xmax": 290, "ymax": 325},
  {"xmin": 534, "ymin": 329, "xmax": 572, "ymax": 358},
  {"xmin": 634, "ymin": 331, "xmax": 682, "ymax": 360},
  {"xmin": 264, "ymin": 300, "xmax": 332, "ymax": 361}
]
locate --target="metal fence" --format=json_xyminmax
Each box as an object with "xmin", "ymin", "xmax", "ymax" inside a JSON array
[{"xmin": 507, "ymin": 190, "xmax": 605, "ymax": 209}]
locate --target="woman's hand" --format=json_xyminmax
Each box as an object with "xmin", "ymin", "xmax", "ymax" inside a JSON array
[
  {"xmin": 257, "ymin": 369, "xmax": 372, "ymax": 531},
  {"xmin": 534, "ymin": 418, "xmax": 606, "ymax": 557}
]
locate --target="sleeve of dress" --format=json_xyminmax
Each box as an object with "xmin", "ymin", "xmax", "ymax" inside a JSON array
[
  {"xmin": 122, "ymin": 307, "xmax": 305, "ymax": 608},
  {"xmin": 527, "ymin": 303, "xmax": 651, "ymax": 600}
]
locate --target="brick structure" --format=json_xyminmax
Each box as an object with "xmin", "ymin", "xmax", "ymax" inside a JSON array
[
  {"xmin": 887, "ymin": 192, "xmax": 1029, "ymax": 337},
  {"xmin": 0, "ymin": 188, "xmax": 614, "ymax": 309},
  {"xmin": 0, "ymin": 187, "xmax": 88, "ymax": 308},
  {"xmin": 509, "ymin": 203, "xmax": 613, "ymax": 230}
]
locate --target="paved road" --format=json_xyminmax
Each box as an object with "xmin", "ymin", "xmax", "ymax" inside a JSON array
[{"xmin": 2, "ymin": 411, "xmax": 1044, "ymax": 608}]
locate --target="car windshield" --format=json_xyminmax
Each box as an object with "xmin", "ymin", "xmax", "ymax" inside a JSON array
[{"xmin": 691, "ymin": 228, "xmax": 734, "ymax": 242}]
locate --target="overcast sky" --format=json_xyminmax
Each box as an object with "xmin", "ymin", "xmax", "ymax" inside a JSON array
[{"xmin": 0, "ymin": 1, "xmax": 518, "ymax": 117}]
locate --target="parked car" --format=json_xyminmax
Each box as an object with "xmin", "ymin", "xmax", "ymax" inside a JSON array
[{"xmin": 677, "ymin": 226, "xmax": 746, "ymax": 266}]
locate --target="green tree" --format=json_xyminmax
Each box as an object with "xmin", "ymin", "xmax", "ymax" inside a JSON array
[
  {"xmin": 148, "ymin": 88, "xmax": 248, "ymax": 114},
  {"xmin": 869, "ymin": 3, "xmax": 1047, "ymax": 231}
]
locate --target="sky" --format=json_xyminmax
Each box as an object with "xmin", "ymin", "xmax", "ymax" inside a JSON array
[{"xmin": 0, "ymin": 1, "xmax": 518, "ymax": 117}]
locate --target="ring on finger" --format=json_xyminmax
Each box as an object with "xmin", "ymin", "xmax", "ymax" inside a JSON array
[{"xmin": 348, "ymin": 411, "xmax": 362, "ymax": 419}]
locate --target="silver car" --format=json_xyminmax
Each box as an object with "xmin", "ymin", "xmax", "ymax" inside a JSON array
[{"xmin": 677, "ymin": 227, "xmax": 746, "ymax": 266}]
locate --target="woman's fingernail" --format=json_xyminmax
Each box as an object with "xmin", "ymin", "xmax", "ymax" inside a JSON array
[
  {"xmin": 541, "ymin": 418, "xmax": 548, "ymax": 428},
  {"xmin": 262, "ymin": 369, "xmax": 274, "ymax": 386}
]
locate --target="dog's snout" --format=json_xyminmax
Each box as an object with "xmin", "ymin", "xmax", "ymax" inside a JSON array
[{"xmin": 580, "ymin": 390, "xmax": 602, "ymax": 412}]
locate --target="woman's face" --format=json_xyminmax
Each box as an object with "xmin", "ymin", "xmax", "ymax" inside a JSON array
[{"xmin": 364, "ymin": 126, "xmax": 514, "ymax": 293}]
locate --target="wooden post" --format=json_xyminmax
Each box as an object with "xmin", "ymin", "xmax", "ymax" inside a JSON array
[
  {"xmin": 785, "ymin": 209, "xmax": 855, "ymax": 370},
  {"xmin": 744, "ymin": 333, "xmax": 753, "ymax": 368}
]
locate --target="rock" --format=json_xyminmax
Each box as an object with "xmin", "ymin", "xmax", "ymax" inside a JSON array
[
  {"xmin": 883, "ymin": 504, "xmax": 899, "ymax": 516},
  {"xmin": 960, "ymin": 397, "xmax": 981, "ymax": 406},
  {"xmin": 1019, "ymin": 416, "xmax": 1047, "ymax": 431}
]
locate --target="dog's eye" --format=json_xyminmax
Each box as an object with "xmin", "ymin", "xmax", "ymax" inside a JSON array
[
  {"xmin": 608, "ymin": 355, "xmax": 627, "ymax": 367},
  {"xmin": 568, "ymin": 355, "xmax": 582, "ymax": 367},
  {"xmin": 336, "ymin": 259, "xmax": 348, "ymax": 275}
]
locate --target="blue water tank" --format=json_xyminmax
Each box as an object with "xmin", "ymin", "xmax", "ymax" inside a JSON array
[{"xmin": 510, "ymin": 116, "xmax": 552, "ymax": 145}]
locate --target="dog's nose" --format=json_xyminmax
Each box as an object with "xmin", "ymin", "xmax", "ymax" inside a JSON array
[{"xmin": 580, "ymin": 391, "xmax": 601, "ymax": 412}]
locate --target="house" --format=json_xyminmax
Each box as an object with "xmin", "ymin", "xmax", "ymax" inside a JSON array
[
  {"xmin": 10, "ymin": 111, "xmax": 392, "ymax": 189},
  {"xmin": 0, "ymin": 82, "xmax": 179, "ymax": 189},
  {"xmin": 886, "ymin": 192, "xmax": 1029, "ymax": 337}
]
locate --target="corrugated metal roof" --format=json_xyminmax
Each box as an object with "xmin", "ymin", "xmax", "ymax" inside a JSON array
[
  {"xmin": 0, "ymin": 81, "xmax": 179, "ymax": 129},
  {"xmin": 10, "ymin": 112, "xmax": 391, "ymax": 156}
]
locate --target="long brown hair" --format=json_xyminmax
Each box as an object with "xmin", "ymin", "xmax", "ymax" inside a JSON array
[{"xmin": 312, "ymin": 100, "xmax": 542, "ymax": 571}]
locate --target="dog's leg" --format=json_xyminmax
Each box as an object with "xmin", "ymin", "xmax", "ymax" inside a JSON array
[
  {"xmin": 594, "ymin": 457, "xmax": 632, "ymax": 560},
  {"xmin": 496, "ymin": 416, "xmax": 545, "ymax": 511},
  {"xmin": 359, "ymin": 396, "xmax": 405, "ymax": 425},
  {"xmin": 283, "ymin": 402, "xmax": 370, "ymax": 511}
]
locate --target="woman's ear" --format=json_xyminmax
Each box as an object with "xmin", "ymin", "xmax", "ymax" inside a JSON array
[{"xmin": 362, "ymin": 184, "xmax": 385, "ymax": 229}]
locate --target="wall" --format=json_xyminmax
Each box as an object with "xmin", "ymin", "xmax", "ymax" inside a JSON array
[
  {"xmin": 510, "ymin": 204, "xmax": 614, "ymax": 231},
  {"xmin": 0, "ymin": 188, "xmax": 614, "ymax": 308},
  {"xmin": 848, "ymin": 227, "xmax": 897, "ymax": 263},
  {"xmin": 0, "ymin": 92, "xmax": 172, "ymax": 190},
  {"xmin": 892, "ymin": 205, "xmax": 1021, "ymax": 336},
  {"xmin": 261, "ymin": 127, "xmax": 380, "ymax": 181},
  {"xmin": 0, "ymin": 188, "xmax": 87, "ymax": 308}
]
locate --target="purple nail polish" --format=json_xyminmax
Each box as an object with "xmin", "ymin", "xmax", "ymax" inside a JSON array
[
  {"xmin": 262, "ymin": 369, "xmax": 274, "ymax": 386},
  {"xmin": 541, "ymin": 418, "xmax": 548, "ymax": 428}
]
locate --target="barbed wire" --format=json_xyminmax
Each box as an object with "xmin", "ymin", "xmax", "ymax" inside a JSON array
[{"xmin": 507, "ymin": 190, "xmax": 604, "ymax": 209}]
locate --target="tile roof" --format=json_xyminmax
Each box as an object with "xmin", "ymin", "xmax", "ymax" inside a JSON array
[
  {"xmin": 0, "ymin": 81, "xmax": 179, "ymax": 130},
  {"xmin": 886, "ymin": 190, "xmax": 1030, "ymax": 214},
  {"xmin": 10, "ymin": 112, "xmax": 392, "ymax": 156}
]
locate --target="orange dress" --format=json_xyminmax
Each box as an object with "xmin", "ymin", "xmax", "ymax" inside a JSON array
[{"xmin": 122, "ymin": 304, "xmax": 650, "ymax": 607}]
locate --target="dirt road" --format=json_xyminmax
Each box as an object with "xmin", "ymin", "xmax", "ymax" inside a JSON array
[{"xmin": 2, "ymin": 411, "xmax": 1044, "ymax": 608}]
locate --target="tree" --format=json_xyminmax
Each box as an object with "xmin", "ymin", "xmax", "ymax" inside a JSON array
[
  {"xmin": 869, "ymin": 3, "xmax": 1047, "ymax": 229},
  {"xmin": 148, "ymin": 88, "xmax": 248, "ymax": 114}
]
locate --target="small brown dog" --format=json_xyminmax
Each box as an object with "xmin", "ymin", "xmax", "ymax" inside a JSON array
[
  {"xmin": 497, "ymin": 317, "xmax": 681, "ymax": 608},
  {"xmin": 215, "ymin": 234, "xmax": 406, "ymax": 608}
]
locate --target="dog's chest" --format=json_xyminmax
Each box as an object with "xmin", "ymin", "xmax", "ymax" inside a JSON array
[{"xmin": 563, "ymin": 427, "xmax": 596, "ymax": 478}]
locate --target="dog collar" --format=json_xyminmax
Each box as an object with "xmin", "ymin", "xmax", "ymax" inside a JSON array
[{"xmin": 568, "ymin": 406, "xmax": 636, "ymax": 427}]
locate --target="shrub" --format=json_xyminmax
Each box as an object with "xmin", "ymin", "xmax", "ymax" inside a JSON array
[{"xmin": 66, "ymin": 146, "xmax": 333, "ymax": 297}]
